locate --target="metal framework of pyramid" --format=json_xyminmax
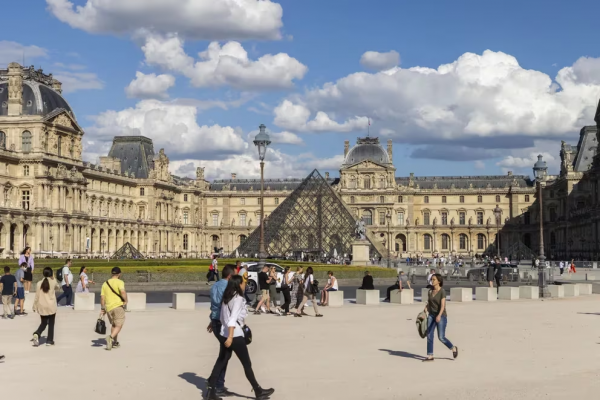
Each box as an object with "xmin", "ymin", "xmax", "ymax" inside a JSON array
[
  {"xmin": 232, "ymin": 169, "xmax": 380, "ymax": 259},
  {"xmin": 111, "ymin": 242, "xmax": 145, "ymax": 259}
]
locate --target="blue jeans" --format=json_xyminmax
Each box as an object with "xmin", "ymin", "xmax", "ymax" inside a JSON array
[
  {"xmin": 426, "ymin": 315, "xmax": 454, "ymax": 356},
  {"xmin": 56, "ymin": 285, "xmax": 73, "ymax": 306},
  {"xmin": 211, "ymin": 319, "xmax": 227, "ymax": 390}
]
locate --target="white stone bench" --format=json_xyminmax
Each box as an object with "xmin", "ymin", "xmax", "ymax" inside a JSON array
[
  {"xmin": 23, "ymin": 292, "xmax": 35, "ymax": 312},
  {"xmin": 74, "ymin": 292, "xmax": 95, "ymax": 311},
  {"xmin": 421, "ymin": 288, "xmax": 430, "ymax": 302},
  {"xmin": 586, "ymin": 274, "xmax": 598, "ymax": 281},
  {"xmin": 172, "ymin": 293, "xmax": 196, "ymax": 310},
  {"xmin": 563, "ymin": 285, "xmax": 579, "ymax": 297},
  {"xmin": 390, "ymin": 289, "xmax": 414, "ymax": 304},
  {"xmin": 450, "ymin": 287, "xmax": 472, "ymax": 302},
  {"xmin": 475, "ymin": 287, "xmax": 496, "ymax": 301},
  {"xmin": 498, "ymin": 287, "xmax": 519, "ymax": 300},
  {"xmin": 519, "ymin": 286, "xmax": 539, "ymax": 300},
  {"xmin": 549, "ymin": 285, "xmax": 564, "ymax": 298},
  {"xmin": 328, "ymin": 291, "xmax": 344, "ymax": 307},
  {"xmin": 577, "ymin": 283, "xmax": 593, "ymax": 295},
  {"xmin": 356, "ymin": 289, "xmax": 380, "ymax": 305},
  {"xmin": 127, "ymin": 293, "xmax": 147, "ymax": 311}
]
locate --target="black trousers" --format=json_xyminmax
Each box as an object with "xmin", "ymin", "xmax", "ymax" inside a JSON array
[
  {"xmin": 295, "ymin": 289, "xmax": 304, "ymax": 309},
  {"xmin": 209, "ymin": 336, "xmax": 259, "ymax": 390},
  {"xmin": 281, "ymin": 287, "xmax": 291, "ymax": 313},
  {"xmin": 386, "ymin": 283, "xmax": 399, "ymax": 300},
  {"xmin": 495, "ymin": 276, "xmax": 501, "ymax": 293},
  {"xmin": 34, "ymin": 313, "xmax": 56, "ymax": 342}
]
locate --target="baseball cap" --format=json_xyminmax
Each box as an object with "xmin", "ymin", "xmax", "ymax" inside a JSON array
[{"xmin": 111, "ymin": 267, "xmax": 122, "ymax": 275}]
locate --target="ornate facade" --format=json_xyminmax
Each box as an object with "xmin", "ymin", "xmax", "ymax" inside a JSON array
[{"xmin": 0, "ymin": 62, "xmax": 543, "ymax": 259}]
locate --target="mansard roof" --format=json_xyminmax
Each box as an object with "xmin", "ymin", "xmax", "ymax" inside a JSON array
[
  {"xmin": 210, "ymin": 177, "xmax": 338, "ymax": 191},
  {"xmin": 108, "ymin": 136, "xmax": 155, "ymax": 179},
  {"xmin": 395, "ymin": 174, "xmax": 533, "ymax": 189}
]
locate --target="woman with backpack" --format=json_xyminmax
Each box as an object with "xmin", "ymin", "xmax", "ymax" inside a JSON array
[
  {"xmin": 295, "ymin": 267, "xmax": 323, "ymax": 318},
  {"xmin": 422, "ymin": 274, "xmax": 458, "ymax": 362},
  {"xmin": 32, "ymin": 267, "xmax": 60, "ymax": 346}
]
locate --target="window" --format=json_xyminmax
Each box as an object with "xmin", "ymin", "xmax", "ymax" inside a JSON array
[
  {"xmin": 22, "ymin": 190, "xmax": 30, "ymax": 210},
  {"xmin": 184, "ymin": 194, "xmax": 188, "ymax": 202},
  {"xmin": 459, "ymin": 212, "xmax": 466, "ymax": 225},
  {"xmin": 379, "ymin": 196, "xmax": 385, "ymax": 204},
  {"xmin": 442, "ymin": 196, "xmax": 446, "ymax": 203},
  {"xmin": 70, "ymin": 138, "xmax": 74, "ymax": 158},
  {"xmin": 477, "ymin": 233, "xmax": 485, "ymax": 250},
  {"xmin": 212, "ymin": 214, "xmax": 218, "ymax": 226},
  {"xmin": 477, "ymin": 195, "xmax": 482, "ymax": 203},
  {"xmin": 524, "ymin": 212, "xmax": 531, "ymax": 225},
  {"xmin": 460, "ymin": 196, "xmax": 465, "ymax": 203},
  {"xmin": 138, "ymin": 206, "xmax": 145, "ymax": 219},
  {"xmin": 496, "ymin": 195, "xmax": 501, "ymax": 203},
  {"xmin": 398, "ymin": 196, "xmax": 403, "ymax": 203},
  {"xmin": 442, "ymin": 234, "xmax": 449, "ymax": 250},
  {"xmin": 23, "ymin": 165, "xmax": 29, "ymax": 176},
  {"xmin": 183, "ymin": 234, "xmax": 189, "ymax": 251},
  {"xmin": 525, "ymin": 195, "xmax": 530, "ymax": 202},
  {"xmin": 397, "ymin": 212, "xmax": 404, "ymax": 225},
  {"xmin": 350, "ymin": 196, "xmax": 355, "ymax": 204},
  {"xmin": 275, "ymin": 198, "xmax": 279, "ymax": 205},
  {"xmin": 22, "ymin": 131, "xmax": 32, "ymax": 153},
  {"xmin": 258, "ymin": 198, "xmax": 262, "ymax": 205},
  {"xmin": 362, "ymin": 210, "xmax": 372, "ymax": 225},
  {"xmin": 140, "ymin": 188, "xmax": 145, "ymax": 196},
  {"xmin": 441, "ymin": 212, "xmax": 448, "ymax": 225},
  {"xmin": 378, "ymin": 177, "xmax": 385, "ymax": 189},
  {"xmin": 424, "ymin": 212, "xmax": 430, "ymax": 226},
  {"xmin": 477, "ymin": 211, "xmax": 484, "ymax": 225},
  {"xmin": 549, "ymin": 208, "xmax": 557, "ymax": 222},
  {"xmin": 183, "ymin": 211, "xmax": 189, "ymax": 224},
  {"xmin": 424, "ymin": 196, "xmax": 429, "ymax": 204},
  {"xmin": 379, "ymin": 211, "xmax": 386, "ymax": 225},
  {"xmin": 550, "ymin": 191, "xmax": 555, "ymax": 199},
  {"xmin": 459, "ymin": 234, "xmax": 467, "ymax": 250},
  {"xmin": 349, "ymin": 177, "xmax": 357, "ymax": 189},
  {"xmin": 0, "ymin": 131, "xmax": 5, "ymax": 149},
  {"xmin": 213, "ymin": 198, "xmax": 217, "ymax": 205},
  {"xmin": 240, "ymin": 198, "xmax": 245, "ymax": 205},
  {"xmin": 240, "ymin": 213, "xmax": 247, "ymax": 226},
  {"xmin": 239, "ymin": 235, "xmax": 247, "ymax": 245},
  {"xmin": 364, "ymin": 178, "xmax": 371, "ymax": 189},
  {"xmin": 424, "ymin": 234, "xmax": 432, "ymax": 250},
  {"xmin": 57, "ymin": 136, "xmax": 62, "ymax": 156}
]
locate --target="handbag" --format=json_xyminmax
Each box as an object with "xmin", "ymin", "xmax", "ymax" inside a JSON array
[{"xmin": 95, "ymin": 315, "xmax": 107, "ymax": 335}]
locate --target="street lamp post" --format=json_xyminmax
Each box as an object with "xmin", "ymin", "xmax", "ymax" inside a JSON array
[
  {"xmin": 253, "ymin": 124, "xmax": 271, "ymax": 269},
  {"xmin": 493, "ymin": 204, "xmax": 502, "ymax": 258},
  {"xmin": 533, "ymin": 155, "xmax": 550, "ymax": 298},
  {"xmin": 101, "ymin": 240, "xmax": 106, "ymax": 259},
  {"xmin": 49, "ymin": 235, "xmax": 53, "ymax": 259},
  {"xmin": 386, "ymin": 211, "xmax": 391, "ymax": 268}
]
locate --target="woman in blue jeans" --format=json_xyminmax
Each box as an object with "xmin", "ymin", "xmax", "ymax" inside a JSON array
[{"xmin": 422, "ymin": 274, "xmax": 458, "ymax": 362}]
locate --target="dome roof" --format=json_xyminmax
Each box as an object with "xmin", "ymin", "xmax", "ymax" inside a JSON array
[
  {"xmin": 0, "ymin": 81, "xmax": 73, "ymax": 117},
  {"xmin": 344, "ymin": 137, "xmax": 390, "ymax": 166}
]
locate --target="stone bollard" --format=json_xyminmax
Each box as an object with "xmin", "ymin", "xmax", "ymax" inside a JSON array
[
  {"xmin": 328, "ymin": 291, "xmax": 344, "ymax": 307},
  {"xmin": 519, "ymin": 286, "xmax": 539, "ymax": 300},
  {"xmin": 548, "ymin": 285, "xmax": 564, "ymax": 298},
  {"xmin": 563, "ymin": 285, "xmax": 579, "ymax": 297},
  {"xmin": 126, "ymin": 293, "xmax": 147, "ymax": 311},
  {"xmin": 356, "ymin": 289, "xmax": 380, "ymax": 305},
  {"xmin": 172, "ymin": 293, "xmax": 196, "ymax": 310},
  {"xmin": 450, "ymin": 288, "xmax": 472, "ymax": 302},
  {"xmin": 577, "ymin": 283, "xmax": 593, "ymax": 295},
  {"xmin": 74, "ymin": 292, "xmax": 95, "ymax": 311},
  {"xmin": 475, "ymin": 287, "xmax": 497, "ymax": 301},
  {"xmin": 391, "ymin": 289, "xmax": 414, "ymax": 304},
  {"xmin": 23, "ymin": 292, "xmax": 35, "ymax": 312},
  {"xmin": 498, "ymin": 287, "xmax": 519, "ymax": 300},
  {"xmin": 421, "ymin": 288, "xmax": 430, "ymax": 302}
]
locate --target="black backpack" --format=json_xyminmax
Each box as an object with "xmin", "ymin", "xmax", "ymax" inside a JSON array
[{"xmin": 56, "ymin": 268, "xmax": 63, "ymax": 283}]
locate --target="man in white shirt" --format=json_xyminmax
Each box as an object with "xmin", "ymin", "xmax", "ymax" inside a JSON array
[
  {"xmin": 559, "ymin": 261, "xmax": 564, "ymax": 275},
  {"xmin": 426, "ymin": 269, "xmax": 436, "ymax": 289},
  {"xmin": 56, "ymin": 259, "xmax": 74, "ymax": 307}
]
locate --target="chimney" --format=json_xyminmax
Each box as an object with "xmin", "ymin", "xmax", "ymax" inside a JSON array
[
  {"xmin": 7, "ymin": 62, "xmax": 23, "ymax": 116},
  {"xmin": 387, "ymin": 139, "xmax": 393, "ymax": 160},
  {"xmin": 51, "ymin": 78, "xmax": 63, "ymax": 94},
  {"xmin": 344, "ymin": 140, "xmax": 349, "ymax": 157},
  {"xmin": 325, "ymin": 172, "xmax": 330, "ymax": 180},
  {"xmin": 231, "ymin": 173, "xmax": 237, "ymax": 180}
]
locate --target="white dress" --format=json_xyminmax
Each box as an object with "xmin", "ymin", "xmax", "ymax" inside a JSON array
[{"xmin": 76, "ymin": 272, "xmax": 89, "ymax": 293}]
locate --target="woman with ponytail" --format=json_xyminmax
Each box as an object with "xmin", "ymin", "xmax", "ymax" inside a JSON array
[{"xmin": 32, "ymin": 267, "xmax": 59, "ymax": 346}]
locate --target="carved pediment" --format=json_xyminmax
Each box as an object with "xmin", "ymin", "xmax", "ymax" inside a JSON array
[{"xmin": 55, "ymin": 114, "xmax": 73, "ymax": 129}]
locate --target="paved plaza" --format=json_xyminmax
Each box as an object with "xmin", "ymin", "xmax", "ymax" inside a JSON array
[{"xmin": 2, "ymin": 296, "xmax": 600, "ymax": 400}]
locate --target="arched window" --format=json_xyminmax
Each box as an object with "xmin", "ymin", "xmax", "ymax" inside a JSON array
[
  {"xmin": 364, "ymin": 178, "xmax": 371, "ymax": 189},
  {"xmin": 496, "ymin": 195, "xmax": 501, "ymax": 203},
  {"xmin": 398, "ymin": 195, "xmax": 403, "ymax": 203},
  {"xmin": 424, "ymin": 196, "xmax": 429, "ymax": 203},
  {"xmin": 424, "ymin": 234, "xmax": 432, "ymax": 250},
  {"xmin": 477, "ymin": 233, "xmax": 486, "ymax": 250},
  {"xmin": 22, "ymin": 131, "xmax": 32, "ymax": 153},
  {"xmin": 362, "ymin": 210, "xmax": 372, "ymax": 225},
  {"xmin": 477, "ymin": 195, "xmax": 482, "ymax": 203},
  {"xmin": 183, "ymin": 234, "xmax": 189, "ymax": 250},
  {"xmin": 441, "ymin": 234, "xmax": 449, "ymax": 250},
  {"xmin": 23, "ymin": 165, "xmax": 29, "ymax": 176},
  {"xmin": 0, "ymin": 131, "xmax": 6, "ymax": 149},
  {"xmin": 350, "ymin": 196, "xmax": 355, "ymax": 204},
  {"xmin": 459, "ymin": 234, "xmax": 468, "ymax": 250},
  {"xmin": 183, "ymin": 211, "xmax": 189, "ymax": 224},
  {"xmin": 212, "ymin": 213, "xmax": 219, "ymax": 226},
  {"xmin": 424, "ymin": 211, "xmax": 430, "ymax": 225}
]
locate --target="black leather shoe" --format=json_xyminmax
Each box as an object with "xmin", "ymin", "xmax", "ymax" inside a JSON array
[
  {"xmin": 205, "ymin": 386, "xmax": 223, "ymax": 400},
  {"xmin": 216, "ymin": 387, "xmax": 233, "ymax": 397},
  {"xmin": 255, "ymin": 387, "xmax": 275, "ymax": 399}
]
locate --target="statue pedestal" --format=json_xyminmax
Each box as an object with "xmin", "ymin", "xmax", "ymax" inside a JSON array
[{"xmin": 351, "ymin": 240, "xmax": 370, "ymax": 266}]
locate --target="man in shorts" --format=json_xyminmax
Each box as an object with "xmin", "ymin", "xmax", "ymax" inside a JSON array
[
  {"xmin": 253, "ymin": 265, "xmax": 272, "ymax": 315},
  {"xmin": 14, "ymin": 263, "xmax": 27, "ymax": 316},
  {"xmin": 101, "ymin": 267, "xmax": 127, "ymax": 351}
]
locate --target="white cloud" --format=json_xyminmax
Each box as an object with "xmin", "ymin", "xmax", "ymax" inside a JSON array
[
  {"xmin": 245, "ymin": 129, "xmax": 303, "ymax": 145},
  {"xmin": 125, "ymin": 71, "xmax": 175, "ymax": 99},
  {"xmin": 496, "ymin": 139, "xmax": 560, "ymax": 174},
  {"xmin": 83, "ymin": 99, "xmax": 247, "ymax": 161},
  {"xmin": 46, "ymin": 0, "xmax": 283, "ymax": 40},
  {"xmin": 0, "ymin": 41, "xmax": 48, "ymax": 66},
  {"xmin": 474, "ymin": 160, "xmax": 485, "ymax": 169},
  {"xmin": 53, "ymin": 71, "xmax": 104, "ymax": 93},
  {"xmin": 360, "ymin": 50, "xmax": 400, "ymax": 71},
  {"xmin": 142, "ymin": 34, "xmax": 307, "ymax": 90},
  {"xmin": 273, "ymin": 100, "xmax": 368, "ymax": 132}
]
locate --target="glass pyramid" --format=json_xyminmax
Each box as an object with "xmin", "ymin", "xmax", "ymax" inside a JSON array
[{"xmin": 111, "ymin": 242, "xmax": 145, "ymax": 259}]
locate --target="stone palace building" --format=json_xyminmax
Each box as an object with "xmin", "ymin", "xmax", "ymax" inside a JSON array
[{"xmin": 4, "ymin": 61, "xmax": 592, "ymax": 260}]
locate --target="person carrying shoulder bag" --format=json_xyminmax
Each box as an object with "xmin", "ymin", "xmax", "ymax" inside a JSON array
[{"xmin": 100, "ymin": 267, "xmax": 128, "ymax": 351}]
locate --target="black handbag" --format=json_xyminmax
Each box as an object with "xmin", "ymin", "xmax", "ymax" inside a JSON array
[
  {"xmin": 95, "ymin": 316, "xmax": 107, "ymax": 335},
  {"xmin": 310, "ymin": 279, "xmax": 319, "ymax": 295}
]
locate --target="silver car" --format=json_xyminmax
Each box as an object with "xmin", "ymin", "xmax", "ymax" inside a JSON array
[{"xmin": 243, "ymin": 262, "xmax": 284, "ymax": 295}]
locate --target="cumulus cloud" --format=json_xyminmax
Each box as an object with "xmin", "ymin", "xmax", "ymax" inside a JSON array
[
  {"xmin": 141, "ymin": 34, "xmax": 307, "ymax": 90},
  {"xmin": 53, "ymin": 71, "xmax": 104, "ymax": 93},
  {"xmin": 125, "ymin": 71, "xmax": 175, "ymax": 99},
  {"xmin": 496, "ymin": 139, "xmax": 562, "ymax": 175},
  {"xmin": 0, "ymin": 41, "xmax": 48, "ymax": 66},
  {"xmin": 45, "ymin": 0, "xmax": 283, "ymax": 40},
  {"xmin": 83, "ymin": 99, "xmax": 247, "ymax": 161},
  {"xmin": 285, "ymin": 50, "xmax": 600, "ymax": 151},
  {"xmin": 273, "ymin": 100, "xmax": 368, "ymax": 132},
  {"xmin": 360, "ymin": 50, "xmax": 400, "ymax": 71}
]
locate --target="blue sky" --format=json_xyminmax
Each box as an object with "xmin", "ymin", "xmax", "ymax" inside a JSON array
[{"xmin": 2, "ymin": 0, "xmax": 600, "ymax": 180}]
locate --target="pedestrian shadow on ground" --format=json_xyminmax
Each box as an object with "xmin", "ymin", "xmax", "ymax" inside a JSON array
[
  {"xmin": 577, "ymin": 312, "xmax": 600, "ymax": 316},
  {"xmin": 91, "ymin": 338, "xmax": 106, "ymax": 347},
  {"xmin": 179, "ymin": 373, "xmax": 253, "ymax": 399},
  {"xmin": 379, "ymin": 349, "xmax": 453, "ymax": 361}
]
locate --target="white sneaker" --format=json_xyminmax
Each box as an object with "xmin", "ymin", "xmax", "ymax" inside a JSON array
[
  {"xmin": 106, "ymin": 335, "xmax": 113, "ymax": 351},
  {"xmin": 32, "ymin": 333, "xmax": 39, "ymax": 347}
]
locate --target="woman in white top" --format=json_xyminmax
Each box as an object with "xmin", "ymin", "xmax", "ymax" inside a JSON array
[
  {"xmin": 320, "ymin": 271, "xmax": 338, "ymax": 306},
  {"xmin": 206, "ymin": 275, "xmax": 275, "ymax": 400},
  {"xmin": 295, "ymin": 267, "xmax": 323, "ymax": 318},
  {"xmin": 75, "ymin": 266, "xmax": 95, "ymax": 293}
]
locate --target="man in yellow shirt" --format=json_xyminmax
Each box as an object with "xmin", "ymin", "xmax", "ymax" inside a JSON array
[{"xmin": 101, "ymin": 267, "xmax": 127, "ymax": 351}]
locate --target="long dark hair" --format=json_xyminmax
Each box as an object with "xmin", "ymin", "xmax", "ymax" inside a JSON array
[
  {"xmin": 79, "ymin": 266, "xmax": 86, "ymax": 275},
  {"xmin": 304, "ymin": 266, "xmax": 314, "ymax": 283},
  {"xmin": 41, "ymin": 267, "xmax": 53, "ymax": 293},
  {"xmin": 21, "ymin": 247, "xmax": 31, "ymax": 255},
  {"xmin": 222, "ymin": 275, "xmax": 244, "ymax": 305}
]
